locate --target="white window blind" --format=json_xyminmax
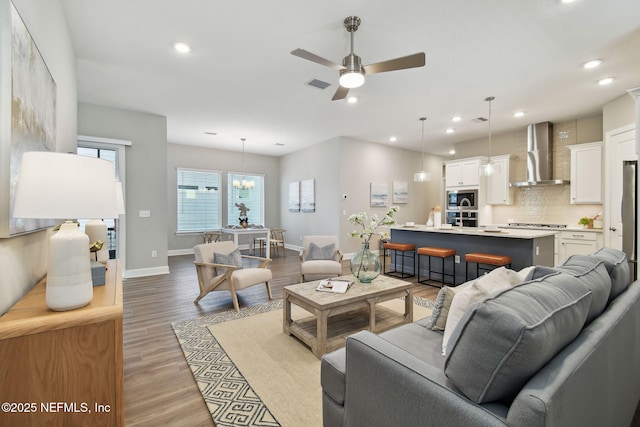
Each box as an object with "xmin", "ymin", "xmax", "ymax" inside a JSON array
[
  {"xmin": 227, "ymin": 173, "xmax": 265, "ymax": 226},
  {"xmin": 177, "ymin": 168, "xmax": 221, "ymax": 232}
]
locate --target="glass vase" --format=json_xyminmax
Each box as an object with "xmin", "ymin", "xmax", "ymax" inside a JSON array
[{"xmin": 350, "ymin": 242, "xmax": 381, "ymax": 283}]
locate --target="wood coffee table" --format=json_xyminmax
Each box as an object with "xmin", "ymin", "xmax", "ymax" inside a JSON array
[{"xmin": 283, "ymin": 274, "xmax": 413, "ymax": 358}]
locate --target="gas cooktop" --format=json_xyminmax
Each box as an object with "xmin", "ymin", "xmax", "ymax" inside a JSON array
[{"xmin": 507, "ymin": 223, "xmax": 568, "ymax": 229}]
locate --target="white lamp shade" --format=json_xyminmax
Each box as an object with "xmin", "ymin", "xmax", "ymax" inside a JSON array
[
  {"xmin": 13, "ymin": 152, "xmax": 119, "ymax": 219},
  {"xmin": 115, "ymin": 181, "xmax": 125, "ymax": 215},
  {"xmin": 414, "ymin": 171, "xmax": 431, "ymax": 182}
]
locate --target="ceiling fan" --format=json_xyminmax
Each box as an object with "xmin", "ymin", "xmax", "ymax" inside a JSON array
[{"xmin": 291, "ymin": 16, "xmax": 426, "ymax": 101}]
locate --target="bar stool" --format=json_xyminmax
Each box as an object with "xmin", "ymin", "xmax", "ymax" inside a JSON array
[
  {"xmin": 417, "ymin": 247, "xmax": 456, "ymax": 287},
  {"xmin": 465, "ymin": 253, "xmax": 512, "ymax": 281},
  {"xmin": 382, "ymin": 242, "xmax": 416, "ymax": 278}
]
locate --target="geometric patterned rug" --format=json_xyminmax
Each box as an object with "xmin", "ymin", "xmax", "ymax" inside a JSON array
[{"xmin": 171, "ymin": 296, "xmax": 434, "ymax": 427}]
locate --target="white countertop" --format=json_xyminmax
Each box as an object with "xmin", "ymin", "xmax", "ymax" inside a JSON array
[
  {"xmin": 500, "ymin": 225, "xmax": 603, "ymax": 233},
  {"xmin": 391, "ymin": 225, "xmax": 557, "ymax": 239}
]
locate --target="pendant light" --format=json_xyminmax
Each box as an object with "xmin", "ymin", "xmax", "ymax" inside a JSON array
[
  {"xmin": 414, "ymin": 117, "xmax": 431, "ymax": 182},
  {"xmin": 233, "ymin": 138, "xmax": 255, "ymax": 190},
  {"xmin": 479, "ymin": 96, "xmax": 495, "ymax": 176}
]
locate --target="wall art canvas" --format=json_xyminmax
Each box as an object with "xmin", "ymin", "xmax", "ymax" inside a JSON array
[
  {"xmin": 392, "ymin": 181, "xmax": 409, "ymax": 204},
  {"xmin": 0, "ymin": 2, "xmax": 56, "ymax": 237},
  {"xmin": 370, "ymin": 182, "xmax": 388, "ymax": 207},
  {"xmin": 300, "ymin": 179, "xmax": 315, "ymax": 212},
  {"xmin": 288, "ymin": 181, "xmax": 300, "ymax": 212}
]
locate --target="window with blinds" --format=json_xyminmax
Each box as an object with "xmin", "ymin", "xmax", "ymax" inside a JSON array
[
  {"xmin": 177, "ymin": 168, "xmax": 222, "ymax": 232},
  {"xmin": 227, "ymin": 173, "xmax": 265, "ymax": 226}
]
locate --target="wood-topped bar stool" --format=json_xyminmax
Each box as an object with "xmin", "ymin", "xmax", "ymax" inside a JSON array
[
  {"xmin": 465, "ymin": 252, "xmax": 512, "ymax": 281},
  {"xmin": 417, "ymin": 247, "xmax": 456, "ymax": 287},
  {"xmin": 382, "ymin": 242, "xmax": 416, "ymax": 279}
]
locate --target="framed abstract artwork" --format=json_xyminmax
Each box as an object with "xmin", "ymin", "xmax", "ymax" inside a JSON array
[
  {"xmin": 288, "ymin": 181, "xmax": 300, "ymax": 212},
  {"xmin": 370, "ymin": 182, "xmax": 388, "ymax": 207},
  {"xmin": 392, "ymin": 181, "xmax": 409, "ymax": 204},
  {"xmin": 300, "ymin": 179, "xmax": 315, "ymax": 212},
  {"xmin": 0, "ymin": 1, "xmax": 57, "ymax": 237}
]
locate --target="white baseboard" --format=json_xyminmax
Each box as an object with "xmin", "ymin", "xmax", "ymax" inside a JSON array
[
  {"xmin": 124, "ymin": 265, "xmax": 170, "ymax": 278},
  {"xmin": 169, "ymin": 248, "xmax": 194, "ymax": 256}
]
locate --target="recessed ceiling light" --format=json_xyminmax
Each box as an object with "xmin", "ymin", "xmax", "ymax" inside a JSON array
[
  {"xmin": 446, "ymin": 128, "xmax": 454, "ymax": 134},
  {"xmin": 389, "ymin": 136, "xmax": 397, "ymax": 142},
  {"xmin": 560, "ymin": 0, "xmax": 577, "ymax": 3},
  {"xmin": 173, "ymin": 42, "xmax": 191, "ymax": 53},
  {"xmin": 514, "ymin": 111, "xmax": 525, "ymax": 118},
  {"xmin": 583, "ymin": 59, "xmax": 602, "ymax": 69},
  {"xmin": 452, "ymin": 116, "xmax": 462, "ymax": 122},
  {"xmin": 449, "ymin": 149, "xmax": 456, "ymax": 155},
  {"xmin": 598, "ymin": 77, "xmax": 614, "ymax": 85},
  {"xmin": 347, "ymin": 96, "xmax": 358, "ymax": 104}
]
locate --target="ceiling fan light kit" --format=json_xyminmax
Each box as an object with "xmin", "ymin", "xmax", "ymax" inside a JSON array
[{"xmin": 291, "ymin": 16, "xmax": 425, "ymax": 100}]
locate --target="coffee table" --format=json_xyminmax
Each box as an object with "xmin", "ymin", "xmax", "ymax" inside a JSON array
[{"xmin": 283, "ymin": 274, "xmax": 413, "ymax": 358}]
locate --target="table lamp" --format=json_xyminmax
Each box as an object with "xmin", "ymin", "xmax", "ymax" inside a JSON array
[{"xmin": 13, "ymin": 152, "xmax": 119, "ymax": 311}]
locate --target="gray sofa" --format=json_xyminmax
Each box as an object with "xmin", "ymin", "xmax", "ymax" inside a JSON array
[{"xmin": 321, "ymin": 248, "xmax": 640, "ymax": 427}]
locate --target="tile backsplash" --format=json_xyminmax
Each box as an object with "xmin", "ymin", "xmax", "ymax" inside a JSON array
[{"xmin": 492, "ymin": 186, "xmax": 602, "ymax": 226}]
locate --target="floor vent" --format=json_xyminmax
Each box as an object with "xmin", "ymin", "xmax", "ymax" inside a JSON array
[{"xmin": 307, "ymin": 79, "xmax": 331, "ymax": 90}]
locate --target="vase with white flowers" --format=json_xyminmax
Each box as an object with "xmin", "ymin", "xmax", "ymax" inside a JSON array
[{"xmin": 348, "ymin": 206, "xmax": 398, "ymax": 283}]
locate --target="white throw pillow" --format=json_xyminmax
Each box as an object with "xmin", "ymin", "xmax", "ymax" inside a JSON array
[{"xmin": 441, "ymin": 267, "xmax": 526, "ymax": 356}]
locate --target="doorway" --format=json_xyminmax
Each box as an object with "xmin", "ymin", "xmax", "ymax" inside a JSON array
[
  {"xmin": 606, "ymin": 126, "xmax": 636, "ymax": 269},
  {"xmin": 77, "ymin": 135, "xmax": 130, "ymax": 274}
]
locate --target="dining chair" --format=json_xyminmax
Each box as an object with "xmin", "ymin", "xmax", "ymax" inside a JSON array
[{"xmin": 270, "ymin": 228, "xmax": 286, "ymax": 257}]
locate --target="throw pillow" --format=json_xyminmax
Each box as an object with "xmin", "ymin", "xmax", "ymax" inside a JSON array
[
  {"xmin": 444, "ymin": 272, "xmax": 592, "ymax": 404},
  {"xmin": 426, "ymin": 266, "xmax": 533, "ymax": 332},
  {"xmin": 213, "ymin": 249, "xmax": 243, "ymax": 275},
  {"xmin": 441, "ymin": 267, "xmax": 516, "ymax": 356},
  {"xmin": 307, "ymin": 242, "xmax": 336, "ymax": 260}
]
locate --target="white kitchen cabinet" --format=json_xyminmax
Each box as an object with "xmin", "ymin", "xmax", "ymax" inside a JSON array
[
  {"xmin": 486, "ymin": 154, "xmax": 514, "ymax": 205},
  {"xmin": 557, "ymin": 230, "xmax": 603, "ymax": 262},
  {"xmin": 568, "ymin": 142, "xmax": 602, "ymax": 204},
  {"xmin": 445, "ymin": 157, "xmax": 485, "ymax": 188}
]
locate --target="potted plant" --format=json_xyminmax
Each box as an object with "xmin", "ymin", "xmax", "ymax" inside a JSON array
[{"xmin": 578, "ymin": 216, "xmax": 593, "ymax": 229}]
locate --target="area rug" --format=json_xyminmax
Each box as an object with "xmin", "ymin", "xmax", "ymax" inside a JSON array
[{"xmin": 172, "ymin": 297, "xmax": 434, "ymax": 427}]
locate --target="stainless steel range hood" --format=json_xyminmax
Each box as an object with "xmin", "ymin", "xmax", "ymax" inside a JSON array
[{"xmin": 510, "ymin": 122, "xmax": 570, "ymax": 187}]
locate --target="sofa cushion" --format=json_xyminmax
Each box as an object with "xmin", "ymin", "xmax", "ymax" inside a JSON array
[
  {"xmin": 589, "ymin": 247, "xmax": 629, "ymax": 301},
  {"xmin": 529, "ymin": 255, "xmax": 611, "ymax": 324},
  {"xmin": 307, "ymin": 242, "xmax": 336, "ymax": 260},
  {"xmin": 444, "ymin": 271, "xmax": 592, "ymax": 404}
]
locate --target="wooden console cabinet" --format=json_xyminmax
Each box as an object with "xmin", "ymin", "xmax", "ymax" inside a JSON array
[{"xmin": 0, "ymin": 260, "xmax": 123, "ymax": 426}]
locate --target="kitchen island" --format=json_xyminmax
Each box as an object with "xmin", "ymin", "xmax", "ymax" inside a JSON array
[{"xmin": 389, "ymin": 225, "xmax": 556, "ymax": 284}]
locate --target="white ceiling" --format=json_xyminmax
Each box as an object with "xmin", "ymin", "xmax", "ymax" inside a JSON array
[{"xmin": 60, "ymin": 0, "xmax": 640, "ymax": 157}]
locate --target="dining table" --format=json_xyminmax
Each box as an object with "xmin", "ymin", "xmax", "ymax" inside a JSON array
[{"xmin": 220, "ymin": 226, "xmax": 271, "ymax": 258}]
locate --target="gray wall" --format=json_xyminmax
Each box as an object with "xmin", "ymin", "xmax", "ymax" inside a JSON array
[
  {"xmin": 0, "ymin": 0, "xmax": 77, "ymax": 314},
  {"xmin": 78, "ymin": 103, "xmax": 169, "ymax": 278},
  {"xmin": 167, "ymin": 142, "xmax": 280, "ymax": 252},
  {"xmin": 603, "ymin": 93, "xmax": 636, "ymax": 133},
  {"xmin": 280, "ymin": 137, "xmax": 444, "ymax": 256}
]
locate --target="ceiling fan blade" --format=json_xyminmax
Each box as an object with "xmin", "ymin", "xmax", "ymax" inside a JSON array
[
  {"xmin": 291, "ymin": 48, "xmax": 345, "ymax": 71},
  {"xmin": 332, "ymin": 86, "xmax": 349, "ymax": 101},
  {"xmin": 363, "ymin": 52, "xmax": 426, "ymax": 74}
]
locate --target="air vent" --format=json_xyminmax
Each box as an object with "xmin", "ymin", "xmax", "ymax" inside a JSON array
[
  {"xmin": 307, "ymin": 79, "xmax": 331, "ymax": 90},
  {"xmin": 471, "ymin": 117, "xmax": 488, "ymax": 123},
  {"xmin": 275, "ymin": 142, "xmax": 285, "ymax": 146}
]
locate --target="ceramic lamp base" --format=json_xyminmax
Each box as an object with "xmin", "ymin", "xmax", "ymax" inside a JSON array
[{"xmin": 46, "ymin": 221, "xmax": 93, "ymax": 311}]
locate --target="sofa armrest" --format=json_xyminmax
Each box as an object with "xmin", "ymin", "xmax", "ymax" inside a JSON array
[{"xmin": 342, "ymin": 331, "xmax": 507, "ymax": 427}]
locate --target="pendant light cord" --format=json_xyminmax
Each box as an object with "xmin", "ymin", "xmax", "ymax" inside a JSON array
[
  {"xmin": 420, "ymin": 117, "xmax": 426, "ymax": 170},
  {"xmin": 485, "ymin": 97, "xmax": 494, "ymax": 161}
]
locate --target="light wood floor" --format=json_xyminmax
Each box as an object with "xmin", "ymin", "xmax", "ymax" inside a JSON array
[{"xmin": 122, "ymin": 249, "xmax": 439, "ymax": 426}]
